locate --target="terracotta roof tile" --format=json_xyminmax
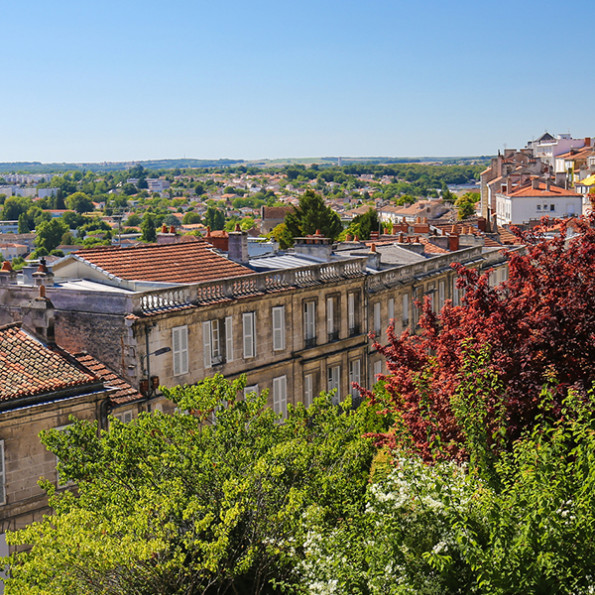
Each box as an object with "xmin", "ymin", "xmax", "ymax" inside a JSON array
[
  {"xmin": 505, "ymin": 182, "xmax": 581, "ymax": 198},
  {"xmin": 73, "ymin": 240, "xmax": 253, "ymax": 284},
  {"xmin": 0, "ymin": 323, "xmax": 98, "ymax": 401},
  {"xmin": 73, "ymin": 353, "xmax": 142, "ymax": 405}
]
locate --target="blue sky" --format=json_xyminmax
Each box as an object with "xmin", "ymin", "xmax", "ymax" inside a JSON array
[{"xmin": 2, "ymin": 0, "xmax": 593, "ymax": 162}]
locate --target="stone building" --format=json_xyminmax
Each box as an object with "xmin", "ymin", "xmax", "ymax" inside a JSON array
[
  {"xmin": 0, "ymin": 227, "xmax": 512, "ymax": 417},
  {"xmin": 0, "ymin": 320, "xmax": 147, "ymax": 558}
]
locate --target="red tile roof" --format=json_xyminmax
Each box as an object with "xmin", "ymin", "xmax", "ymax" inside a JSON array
[
  {"xmin": 0, "ymin": 323, "xmax": 99, "ymax": 401},
  {"xmin": 73, "ymin": 240, "xmax": 253, "ymax": 284},
  {"xmin": 73, "ymin": 353, "xmax": 142, "ymax": 405},
  {"xmin": 505, "ymin": 182, "xmax": 581, "ymax": 198},
  {"xmin": 419, "ymin": 238, "xmax": 449, "ymax": 254}
]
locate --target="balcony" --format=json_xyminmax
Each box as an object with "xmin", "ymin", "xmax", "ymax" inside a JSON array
[{"xmin": 304, "ymin": 337, "xmax": 317, "ymax": 349}]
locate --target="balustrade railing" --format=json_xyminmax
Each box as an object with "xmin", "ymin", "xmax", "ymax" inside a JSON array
[{"xmin": 132, "ymin": 257, "xmax": 368, "ymax": 314}]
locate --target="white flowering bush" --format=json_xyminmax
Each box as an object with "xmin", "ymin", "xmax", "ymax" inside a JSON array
[{"xmin": 297, "ymin": 389, "xmax": 595, "ymax": 594}]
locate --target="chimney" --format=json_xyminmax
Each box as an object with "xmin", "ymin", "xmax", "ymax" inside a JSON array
[
  {"xmin": 228, "ymin": 225, "xmax": 249, "ymax": 264},
  {"xmin": 545, "ymin": 179, "xmax": 551, "ymax": 192},
  {"xmin": 0, "ymin": 261, "xmax": 16, "ymax": 285},
  {"xmin": 367, "ymin": 243, "xmax": 381, "ymax": 270},
  {"xmin": 585, "ymin": 137, "xmax": 591, "ymax": 147},
  {"xmin": 477, "ymin": 217, "xmax": 487, "ymax": 232},
  {"xmin": 22, "ymin": 287, "xmax": 56, "ymax": 344},
  {"xmin": 532, "ymin": 177, "xmax": 539, "ymax": 189},
  {"xmin": 491, "ymin": 214, "xmax": 498, "ymax": 233},
  {"xmin": 448, "ymin": 234, "xmax": 459, "ymax": 252}
]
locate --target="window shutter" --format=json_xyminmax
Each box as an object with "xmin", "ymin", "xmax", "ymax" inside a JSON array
[
  {"xmin": 326, "ymin": 297, "xmax": 334, "ymax": 334},
  {"xmin": 388, "ymin": 298, "xmax": 395, "ymax": 324},
  {"xmin": 272, "ymin": 306, "xmax": 285, "ymax": 351},
  {"xmin": 0, "ymin": 440, "xmax": 5, "ymax": 506},
  {"xmin": 225, "ymin": 316, "xmax": 233, "ymax": 362},
  {"xmin": 243, "ymin": 312, "xmax": 255, "ymax": 358},
  {"xmin": 203, "ymin": 321, "xmax": 211, "ymax": 368}
]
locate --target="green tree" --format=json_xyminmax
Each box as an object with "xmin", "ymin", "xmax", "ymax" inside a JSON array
[
  {"xmin": 65, "ymin": 192, "xmax": 94, "ymax": 214},
  {"xmin": 343, "ymin": 208, "xmax": 380, "ymax": 240},
  {"xmin": 284, "ymin": 190, "xmax": 343, "ymax": 244},
  {"xmin": 17, "ymin": 213, "xmax": 30, "ymax": 233},
  {"xmin": 181, "ymin": 211, "xmax": 201, "ymax": 225},
  {"xmin": 204, "ymin": 205, "xmax": 225, "ymax": 230},
  {"xmin": 140, "ymin": 213, "xmax": 156, "ymax": 242},
  {"xmin": 1, "ymin": 196, "xmax": 32, "ymax": 221},
  {"xmin": 35, "ymin": 219, "xmax": 68, "ymax": 252},
  {"xmin": 7, "ymin": 375, "xmax": 385, "ymax": 594},
  {"xmin": 455, "ymin": 191, "xmax": 480, "ymax": 220}
]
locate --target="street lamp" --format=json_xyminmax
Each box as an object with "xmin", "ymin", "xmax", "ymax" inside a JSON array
[{"xmin": 140, "ymin": 345, "xmax": 171, "ymax": 399}]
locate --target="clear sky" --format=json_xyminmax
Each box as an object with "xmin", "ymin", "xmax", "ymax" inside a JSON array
[{"xmin": 3, "ymin": 0, "xmax": 593, "ymax": 163}]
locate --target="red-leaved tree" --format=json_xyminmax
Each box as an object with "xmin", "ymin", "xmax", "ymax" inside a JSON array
[{"xmin": 366, "ymin": 215, "xmax": 595, "ymax": 462}]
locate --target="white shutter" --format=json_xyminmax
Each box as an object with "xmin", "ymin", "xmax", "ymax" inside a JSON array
[
  {"xmin": 388, "ymin": 298, "xmax": 395, "ymax": 324},
  {"xmin": 225, "ymin": 316, "xmax": 233, "ymax": 362},
  {"xmin": 243, "ymin": 312, "xmax": 255, "ymax": 358},
  {"xmin": 374, "ymin": 302, "xmax": 381, "ymax": 335},
  {"xmin": 348, "ymin": 293, "xmax": 355, "ymax": 330},
  {"xmin": 203, "ymin": 321, "xmax": 212, "ymax": 368},
  {"xmin": 402, "ymin": 293, "xmax": 409, "ymax": 326},
  {"xmin": 439, "ymin": 281, "xmax": 445, "ymax": 310},
  {"xmin": 0, "ymin": 441, "xmax": 5, "ymax": 506},
  {"xmin": 349, "ymin": 360, "xmax": 361, "ymax": 397},
  {"xmin": 272, "ymin": 306, "xmax": 285, "ymax": 351},
  {"xmin": 273, "ymin": 376, "xmax": 287, "ymax": 418},
  {"xmin": 304, "ymin": 374, "xmax": 313, "ymax": 406},
  {"xmin": 326, "ymin": 297, "xmax": 334, "ymax": 335},
  {"xmin": 172, "ymin": 325, "xmax": 188, "ymax": 376}
]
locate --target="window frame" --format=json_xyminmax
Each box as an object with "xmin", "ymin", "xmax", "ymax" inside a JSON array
[
  {"xmin": 172, "ymin": 325, "xmax": 189, "ymax": 376},
  {"xmin": 243, "ymin": 312, "xmax": 256, "ymax": 359},
  {"xmin": 272, "ymin": 306, "xmax": 286, "ymax": 352}
]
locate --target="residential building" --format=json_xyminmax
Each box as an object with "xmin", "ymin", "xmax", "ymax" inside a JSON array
[
  {"xmin": 495, "ymin": 179, "xmax": 582, "ymax": 226},
  {"xmin": 0, "ymin": 224, "xmax": 512, "ymax": 417},
  {"xmin": 0, "ymin": 319, "xmax": 150, "ymax": 560}
]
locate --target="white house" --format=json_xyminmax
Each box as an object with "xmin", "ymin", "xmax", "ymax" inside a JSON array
[{"xmin": 495, "ymin": 180, "xmax": 582, "ymax": 226}]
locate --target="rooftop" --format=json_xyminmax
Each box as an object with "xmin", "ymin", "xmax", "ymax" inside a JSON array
[
  {"xmin": 0, "ymin": 323, "xmax": 99, "ymax": 401},
  {"xmin": 65, "ymin": 240, "xmax": 253, "ymax": 285}
]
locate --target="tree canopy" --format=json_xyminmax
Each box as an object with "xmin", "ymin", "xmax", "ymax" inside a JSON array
[
  {"xmin": 284, "ymin": 190, "xmax": 343, "ymax": 243},
  {"xmin": 366, "ymin": 215, "xmax": 595, "ymax": 462},
  {"xmin": 7, "ymin": 376, "xmax": 385, "ymax": 594}
]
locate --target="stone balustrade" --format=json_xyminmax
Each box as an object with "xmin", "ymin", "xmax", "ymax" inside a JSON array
[{"xmin": 132, "ymin": 257, "xmax": 368, "ymax": 314}]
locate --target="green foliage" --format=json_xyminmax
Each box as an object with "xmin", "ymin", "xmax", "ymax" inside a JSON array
[
  {"xmin": 35, "ymin": 219, "xmax": 68, "ymax": 252},
  {"xmin": 342, "ymin": 208, "xmax": 380, "ymax": 240},
  {"xmin": 181, "ymin": 211, "xmax": 201, "ymax": 225},
  {"xmin": 7, "ymin": 375, "xmax": 385, "ymax": 594},
  {"xmin": 140, "ymin": 213, "xmax": 156, "ymax": 242},
  {"xmin": 455, "ymin": 191, "xmax": 480, "ymax": 220},
  {"xmin": 65, "ymin": 192, "xmax": 94, "ymax": 214},
  {"xmin": 204, "ymin": 205, "xmax": 225, "ymax": 230},
  {"xmin": 1, "ymin": 196, "xmax": 32, "ymax": 221},
  {"xmin": 268, "ymin": 222, "xmax": 293, "ymax": 249},
  {"xmin": 284, "ymin": 190, "xmax": 343, "ymax": 244}
]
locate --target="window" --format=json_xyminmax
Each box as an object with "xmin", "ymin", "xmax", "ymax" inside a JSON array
[
  {"xmin": 388, "ymin": 298, "xmax": 395, "ymax": 326},
  {"xmin": 452, "ymin": 276, "xmax": 460, "ymax": 306},
  {"xmin": 272, "ymin": 306, "xmax": 285, "ymax": 351},
  {"xmin": 402, "ymin": 293, "xmax": 410, "ymax": 328},
  {"xmin": 373, "ymin": 302, "xmax": 381, "ymax": 336},
  {"xmin": 273, "ymin": 376, "xmax": 287, "ymax": 418},
  {"xmin": 438, "ymin": 281, "xmax": 445, "ymax": 311},
  {"xmin": 244, "ymin": 384, "xmax": 259, "ymax": 397},
  {"xmin": 327, "ymin": 365, "xmax": 341, "ymax": 404},
  {"xmin": 243, "ymin": 312, "xmax": 256, "ymax": 358},
  {"xmin": 373, "ymin": 360, "xmax": 382, "ymax": 381},
  {"xmin": 113, "ymin": 410, "xmax": 133, "ymax": 424},
  {"xmin": 203, "ymin": 317, "xmax": 233, "ymax": 367},
  {"xmin": 326, "ymin": 295, "xmax": 339, "ymax": 341},
  {"xmin": 0, "ymin": 441, "xmax": 5, "ymax": 506},
  {"xmin": 348, "ymin": 292, "xmax": 360, "ymax": 336},
  {"xmin": 550, "ymin": 204, "xmax": 555, "ymax": 211},
  {"xmin": 172, "ymin": 325, "xmax": 189, "ymax": 376},
  {"xmin": 304, "ymin": 300, "xmax": 316, "ymax": 348},
  {"xmin": 55, "ymin": 425, "xmax": 73, "ymax": 488},
  {"xmin": 304, "ymin": 373, "xmax": 314, "ymax": 406},
  {"xmin": 349, "ymin": 359, "xmax": 361, "ymax": 399},
  {"xmin": 537, "ymin": 204, "xmax": 542, "ymax": 210}
]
